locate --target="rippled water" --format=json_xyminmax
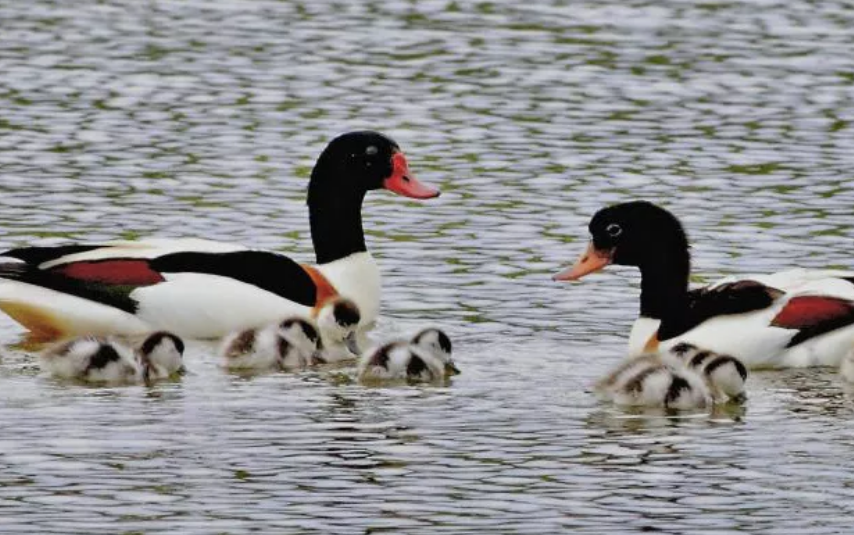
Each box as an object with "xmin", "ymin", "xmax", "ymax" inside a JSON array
[{"xmin": 2, "ymin": 0, "xmax": 854, "ymax": 533}]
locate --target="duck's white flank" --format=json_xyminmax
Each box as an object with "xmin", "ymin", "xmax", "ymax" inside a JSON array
[{"xmin": 317, "ymin": 252, "xmax": 380, "ymax": 331}]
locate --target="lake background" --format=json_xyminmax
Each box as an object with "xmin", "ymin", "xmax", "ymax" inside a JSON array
[{"xmin": 2, "ymin": 0, "xmax": 854, "ymax": 533}]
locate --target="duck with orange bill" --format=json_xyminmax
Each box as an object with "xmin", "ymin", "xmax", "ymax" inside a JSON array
[{"xmin": 555, "ymin": 201, "xmax": 854, "ymax": 369}]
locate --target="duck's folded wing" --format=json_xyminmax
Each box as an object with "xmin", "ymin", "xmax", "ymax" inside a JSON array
[{"xmin": 0, "ymin": 243, "xmax": 325, "ymax": 339}]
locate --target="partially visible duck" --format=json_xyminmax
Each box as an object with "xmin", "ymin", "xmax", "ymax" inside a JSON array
[
  {"xmin": 40, "ymin": 330, "xmax": 185, "ymax": 385},
  {"xmin": 669, "ymin": 342, "xmax": 747, "ymax": 403},
  {"xmin": 595, "ymin": 354, "xmax": 712, "ymax": 409},
  {"xmin": 357, "ymin": 328, "xmax": 459, "ymax": 383},
  {"xmin": 219, "ymin": 317, "xmax": 320, "ymax": 371},
  {"xmin": 313, "ymin": 297, "xmax": 361, "ymax": 364},
  {"xmin": 554, "ymin": 201, "xmax": 854, "ymax": 368},
  {"xmin": 0, "ymin": 131, "xmax": 440, "ymax": 341}
]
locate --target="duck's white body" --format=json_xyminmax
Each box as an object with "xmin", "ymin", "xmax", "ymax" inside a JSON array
[
  {"xmin": 628, "ymin": 269, "xmax": 854, "ymax": 369},
  {"xmin": 0, "ymin": 239, "xmax": 379, "ymax": 341}
]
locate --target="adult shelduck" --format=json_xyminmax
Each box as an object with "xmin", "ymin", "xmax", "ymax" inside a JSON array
[
  {"xmin": 0, "ymin": 131, "xmax": 440, "ymax": 341},
  {"xmin": 554, "ymin": 201, "xmax": 854, "ymax": 368}
]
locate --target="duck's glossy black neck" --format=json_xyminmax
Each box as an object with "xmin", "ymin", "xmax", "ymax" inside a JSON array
[
  {"xmin": 308, "ymin": 186, "xmax": 368, "ymax": 265},
  {"xmin": 638, "ymin": 249, "xmax": 692, "ymax": 339}
]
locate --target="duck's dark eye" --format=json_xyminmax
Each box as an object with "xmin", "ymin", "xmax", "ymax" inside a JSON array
[
  {"xmin": 365, "ymin": 145, "xmax": 378, "ymax": 156},
  {"xmin": 606, "ymin": 223, "xmax": 623, "ymax": 237}
]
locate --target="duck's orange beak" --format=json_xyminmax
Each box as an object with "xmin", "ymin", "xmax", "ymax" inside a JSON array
[
  {"xmin": 552, "ymin": 242, "xmax": 612, "ymax": 281},
  {"xmin": 384, "ymin": 152, "xmax": 440, "ymax": 199}
]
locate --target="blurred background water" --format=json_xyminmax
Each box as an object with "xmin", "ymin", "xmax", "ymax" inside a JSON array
[{"xmin": 1, "ymin": 0, "xmax": 854, "ymax": 533}]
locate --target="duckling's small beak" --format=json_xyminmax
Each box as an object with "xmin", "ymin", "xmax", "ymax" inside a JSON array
[
  {"xmin": 176, "ymin": 365, "xmax": 187, "ymax": 376},
  {"xmin": 344, "ymin": 332, "xmax": 361, "ymax": 355},
  {"xmin": 553, "ymin": 242, "xmax": 612, "ymax": 281},
  {"xmin": 445, "ymin": 361, "xmax": 461, "ymax": 376}
]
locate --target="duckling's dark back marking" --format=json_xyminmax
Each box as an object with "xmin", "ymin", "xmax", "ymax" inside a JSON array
[
  {"xmin": 771, "ymin": 295, "xmax": 854, "ymax": 347},
  {"xmin": 406, "ymin": 354, "xmax": 429, "ymax": 378},
  {"xmin": 141, "ymin": 331, "xmax": 184, "ymax": 356},
  {"xmin": 705, "ymin": 355, "xmax": 747, "ymax": 380},
  {"xmin": 277, "ymin": 336, "xmax": 293, "ymax": 358},
  {"xmin": 281, "ymin": 318, "xmax": 320, "ymax": 347},
  {"xmin": 664, "ymin": 374, "xmax": 691, "ymax": 407},
  {"xmin": 623, "ymin": 366, "xmax": 659, "ymax": 393},
  {"xmin": 333, "ymin": 300, "xmax": 361, "ymax": 327},
  {"xmin": 227, "ymin": 330, "xmax": 256, "ymax": 357},
  {"xmin": 670, "ymin": 342, "xmax": 697, "ymax": 357},
  {"xmin": 688, "ymin": 351, "xmax": 714, "ymax": 369},
  {"xmin": 85, "ymin": 344, "xmax": 122, "ymax": 371},
  {"xmin": 369, "ymin": 343, "xmax": 396, "ymax": 368}
]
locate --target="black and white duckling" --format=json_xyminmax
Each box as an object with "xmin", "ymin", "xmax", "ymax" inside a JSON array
[
  {"xmin": 314, "ymin": 297, "xmax": 361, "ymax": 364},
  {"xmin": 219, "ymin": 317, "xmax": 320, "ymax": 371},
  {"xmin": 357, "ymin": 328, "xmax": 460, "ymax": 383},
  {"xmin": 595, "ymin": 354, "xmax": 713, "ymax": 410},
  {"xmin": 40, "ymin": 331, "xmax": 185, "ymax": 385},
  {"xmin": 669, "ymin": 343, "xmax": 748, "ymax": 403}
]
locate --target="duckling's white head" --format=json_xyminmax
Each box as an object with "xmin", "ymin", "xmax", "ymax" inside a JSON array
[
  {"xmin": 411, "ymin": 328, "xmax": 459, "ymax": 376},
  {"xmin": 138, "ymin": 331, "xmax": 185, "ymax": 383},
  {"xmin": 316, "ymin": 297, "xmax": 361, "ymax": 354},
  {"xmin": 276, "ymin": 317, "xmax": 322, "ymax": 363}
]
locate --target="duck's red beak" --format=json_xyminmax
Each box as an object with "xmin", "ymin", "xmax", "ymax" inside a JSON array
[
  {"xmin": 384, "ymin": 152, "xmax": 440, "ymax": 199},
  {"xmin": 552, "ymin": 242, "xmax": 612, "ymax": 281}
]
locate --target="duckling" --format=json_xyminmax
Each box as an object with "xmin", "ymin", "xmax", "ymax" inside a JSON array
[
  {"xmin": 135, "ymin": 331, "xmax": 186, "ymax": 383},
  {"xmin": 219, "ymin": 316, "xmax": 320, "ymax": 371},
  {"xmin": 357, "ymin": 328, "xmax": 460, "ymax": 383},
  {"xmin": 595, "ymin": 354, "xmax": 712, "ymax": 409},
  {"xmin": 669, "ymin": 343, "xmax": 748, "ymax": 403},
  {"xmin": 314, "ymin": 297, "xmax": 361, "ymax": 364},
  {"xmin": 40, "ymin": 331, "xmax": 185, "ymax": 385}
]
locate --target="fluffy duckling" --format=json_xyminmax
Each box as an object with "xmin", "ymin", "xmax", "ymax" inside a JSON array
[
  {"xmin": 40, "ymin": 331, "xmax": 185, "ymax": 385},
  {"xmin": 358, "ymin": 328, "xmax": 460, "ymax": 383},
  {"xmin": 220, "ymin": 317, "xmax": 320, "ymax": 371},
  {"xmin": 314, "ymin": 297, "xmax": 361, "ymax": 364},
  {"xmin": 595, "ymin": 354, "xmax": 713, "ymax": 410},
  {"xmin": 669, "ymin": 343, "xmax": 748, "ymax": 403}
]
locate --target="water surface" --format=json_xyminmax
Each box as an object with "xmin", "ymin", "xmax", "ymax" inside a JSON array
[{"xmin": 2, "ymin": 0, "xmax": 854, "ymax": 533}]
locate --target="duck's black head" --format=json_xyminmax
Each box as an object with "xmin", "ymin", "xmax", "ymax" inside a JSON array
[
  {"xmin": 307, "ymin": 131, "xmax": 440, "ymax": 264},
  {"xmin": 307, "ymin": 131, "xmax": 440, "ymax": 206},
  {"xmin": 553, "ymin": 201, "xmax": 690, "ymax": 280}
]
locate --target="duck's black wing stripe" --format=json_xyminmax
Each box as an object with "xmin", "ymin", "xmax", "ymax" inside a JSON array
[
  {"xmin": 150, "ymin": 251, "xmax": 318, "ymax": 307},
  {"xmin": 660, "ymin": 280, "xmax": 785, "ymax": 340},
  {"xmin": 1, "ymin": 245, "xmax": 104, "ymax": 266},
  {"xmin": 0, "ymin": 262, "xmax": 139, "ymax": 313}
]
